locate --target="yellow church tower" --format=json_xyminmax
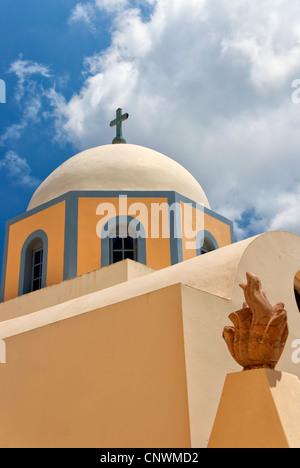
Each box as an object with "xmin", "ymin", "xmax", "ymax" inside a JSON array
[
  {"xmin": 0, "ymin": 109, "xmax": 233, "ymax": 303},
  {"xmin": 0, "ymin": 110, "xmax": 300, "ymax": 449}
]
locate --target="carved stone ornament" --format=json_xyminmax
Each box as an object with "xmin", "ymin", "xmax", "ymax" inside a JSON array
[{"xmin": 223, "ymin": 272, "xmax": 289, "ymax": 371}]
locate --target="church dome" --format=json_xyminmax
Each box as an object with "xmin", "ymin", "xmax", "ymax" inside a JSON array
[{"xmin": 27, "ymin": 144, "xmax": 210, "ymax": 211}]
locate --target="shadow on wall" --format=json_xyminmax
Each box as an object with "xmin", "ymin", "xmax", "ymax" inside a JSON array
[{"xmin": 294, "ymin": 271, "xmax": 300, "ymax": 313}]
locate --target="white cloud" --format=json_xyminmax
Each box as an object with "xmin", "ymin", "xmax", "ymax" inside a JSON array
[
  {"xmin": 268, "ymin": 191, "xmax": 300, "ymax": 234},
  {"xmin": 43, "ymin": 87, "xmax": 69, "ymax": 145},
  {"xmin": 1, "ymin": 57, "xmax": 55, "ymax": 146},
  {"xmin": 68, "ymin": 0, "xmax": 130, "ymax": 32},
  {"xmin": 95, "ymin": 0, "xmax": 129, "ymax": 13},
  {"xmin": 8, "ymin": 56, "xmax": 51, "ymax": 102},
  {"xmin": 9, "ymin": 57, "xmax": 51, "ymax": 80},
  {"xmin": 0, "ymin": 151, "xmax": 40, "ymax": 187},
  {"xmin": 51, "ymin": 0, "xmax": 300, "ymax": 239},
  {"xmin": 220, "ymin": 0, "xmax": 300, "ymax": 89},
  {"xmin": 0, "ymin": 57, "xmax": 52, "ymax": 190},
  {"xmin": 69, "ymin": 2, "xmax": 97, "ymax": 32},
  {"xmin": 0, "ymin": 96, "xmax": 42, "ymax": 145}
]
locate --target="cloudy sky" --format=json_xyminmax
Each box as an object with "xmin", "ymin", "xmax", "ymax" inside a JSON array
[{"xmin": 1, "ymin": 0, "xmax": 300, "ymax": 273}]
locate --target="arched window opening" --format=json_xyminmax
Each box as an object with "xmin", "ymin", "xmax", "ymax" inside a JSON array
[
  {"xmin": 18, "ymin": 230, "xmax": 48, "ymax": 296},
  {"xmin": 294, "ymin": 272, "xmax": 300, "ymax": 313},
  {"xmin": 24, "ymin": 237, "xmax": 45, "ymax": 294},
  {"xmin": 110, "ymin": 225, "xmax": 137, "ymax": 264},
  {"xmin": 101, "ymin": 216, "xmax": 146, "ymax": 268},
  {"xmin": 200, "ymin": 237, "xmax": 216, "ymax": 255},
  {"xmin": 196, "ymin": 231, "xmax": 219, "ymax": 256},
  {"xmin": 31, "ymin": 244, "xmax": 44, "ymax": 291}
]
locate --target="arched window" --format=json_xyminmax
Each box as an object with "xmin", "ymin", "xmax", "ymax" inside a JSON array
[
  {"xmin": 30, "ymin": 238, "xmax": 44, "ymax": 291},
  {"xmin": 196, "ymin": 231, "xmax": 219, "ymax": 256},
  {"xmin": 101, "ymin": 216, "xmax": 146, "ymax": 267},
  {"xmin": 110, "ymin": 229, "xmax": 137, "ymax": 264},
  {"xmin": 18, "ymin": 230, "xmax": 48, "ymax": 295}
]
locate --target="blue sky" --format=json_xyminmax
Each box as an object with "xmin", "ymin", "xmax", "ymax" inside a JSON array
[
  {"xmin": 0, "ymin": 0, "xmax": 115, "ymax": 272},
  {"xmin": 1, "ymin": 0, "xmax": 300, "ymax": 282}
]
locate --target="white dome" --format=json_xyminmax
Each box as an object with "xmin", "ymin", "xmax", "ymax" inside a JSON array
[{"xmin": 27, "ymin": 144, "xmax": 210, "ymax": 210}]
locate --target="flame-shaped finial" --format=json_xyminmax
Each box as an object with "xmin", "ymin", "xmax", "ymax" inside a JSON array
[{"xmin": 223, "ymin": 272, "xmax": 288, "ymax": 370}]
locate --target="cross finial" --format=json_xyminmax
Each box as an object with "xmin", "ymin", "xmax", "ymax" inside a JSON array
[{"xmin": 110, "ymin": 108, "xmax": 129, "ymax": 144}]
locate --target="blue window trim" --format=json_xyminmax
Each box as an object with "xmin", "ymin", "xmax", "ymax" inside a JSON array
[
  {"xmin": 18, "ymin": 229, "xmax": 48, "ymax": 296},
  {"xmin": 101, "ymin": 216, "xmax": 147, "ymax": 267},
  {"xmin": 196, "ymin": 230, "xmax": 219, "ymax": 256},
  {"xmin": 63, "ymin": 193, "xmax": 78, "ymax": 281}
]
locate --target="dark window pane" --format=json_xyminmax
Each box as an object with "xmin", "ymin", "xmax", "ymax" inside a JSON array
[
  {"xmin": 124, "ymin": 251, "xmax": 134, "ymax": 260},
  {"xmin": 113, "ymin": 251, "xmax": 123, "ymax": 263},
  {"xmin": 124, "ymin": 237, "xmax": 134, "ymax": 250},
  {"xmin": 32, "ymin": 279, "xmax": 41, "ymax": 291},
  {"xmin": 31, "ymin": 248, "xmax": 44, "ymax": 292},
  {"xmin": 112, "ymin": 237, "xmax": 123, "ymax": 249},
  {"xmin": 110, "ymin": 228, "xmax": 137, "ymax": 265},
  {"xmin": 34, "ymin": 250, "xmax": 42, "ymax": 264},
  {"xmin": 33, "ymin": 264, "xmax": 41, "ymax": 279}
]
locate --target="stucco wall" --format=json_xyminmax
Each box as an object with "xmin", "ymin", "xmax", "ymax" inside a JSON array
[
  {"xmin": 0, "ymin": 284, "xmax": 191, "ymax": 448},
  {"xmin": 4, "ymin": 202, "xmax": 65, "ymax": 301}
]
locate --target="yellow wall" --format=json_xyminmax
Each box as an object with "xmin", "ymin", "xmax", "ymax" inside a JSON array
[
  {"xmin": 4, "ymin": 202, "xmax": 65, "ymax": 301},
  {"xmin": 0, "ymin": 284, "xmax": 191, "ymax": 448},
  {"xmin": 207, "ymin": 370, "xmax": 291, "ymax": 448},
  {"xmin": 77, "ymin": 197, "xmax": 172, "ymax": 276},
  {"xmin": 2, "ymin": 196, "xmax": 232, "ymax": 302},
  {"xmin": 180, "ymin": 202, "xmax": 232, "ymax": 261}
]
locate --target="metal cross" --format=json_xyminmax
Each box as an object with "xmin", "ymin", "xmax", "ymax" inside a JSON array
[{"xmin": 110, "ymin": 108, "xmax": 129, "ymax": 144}]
